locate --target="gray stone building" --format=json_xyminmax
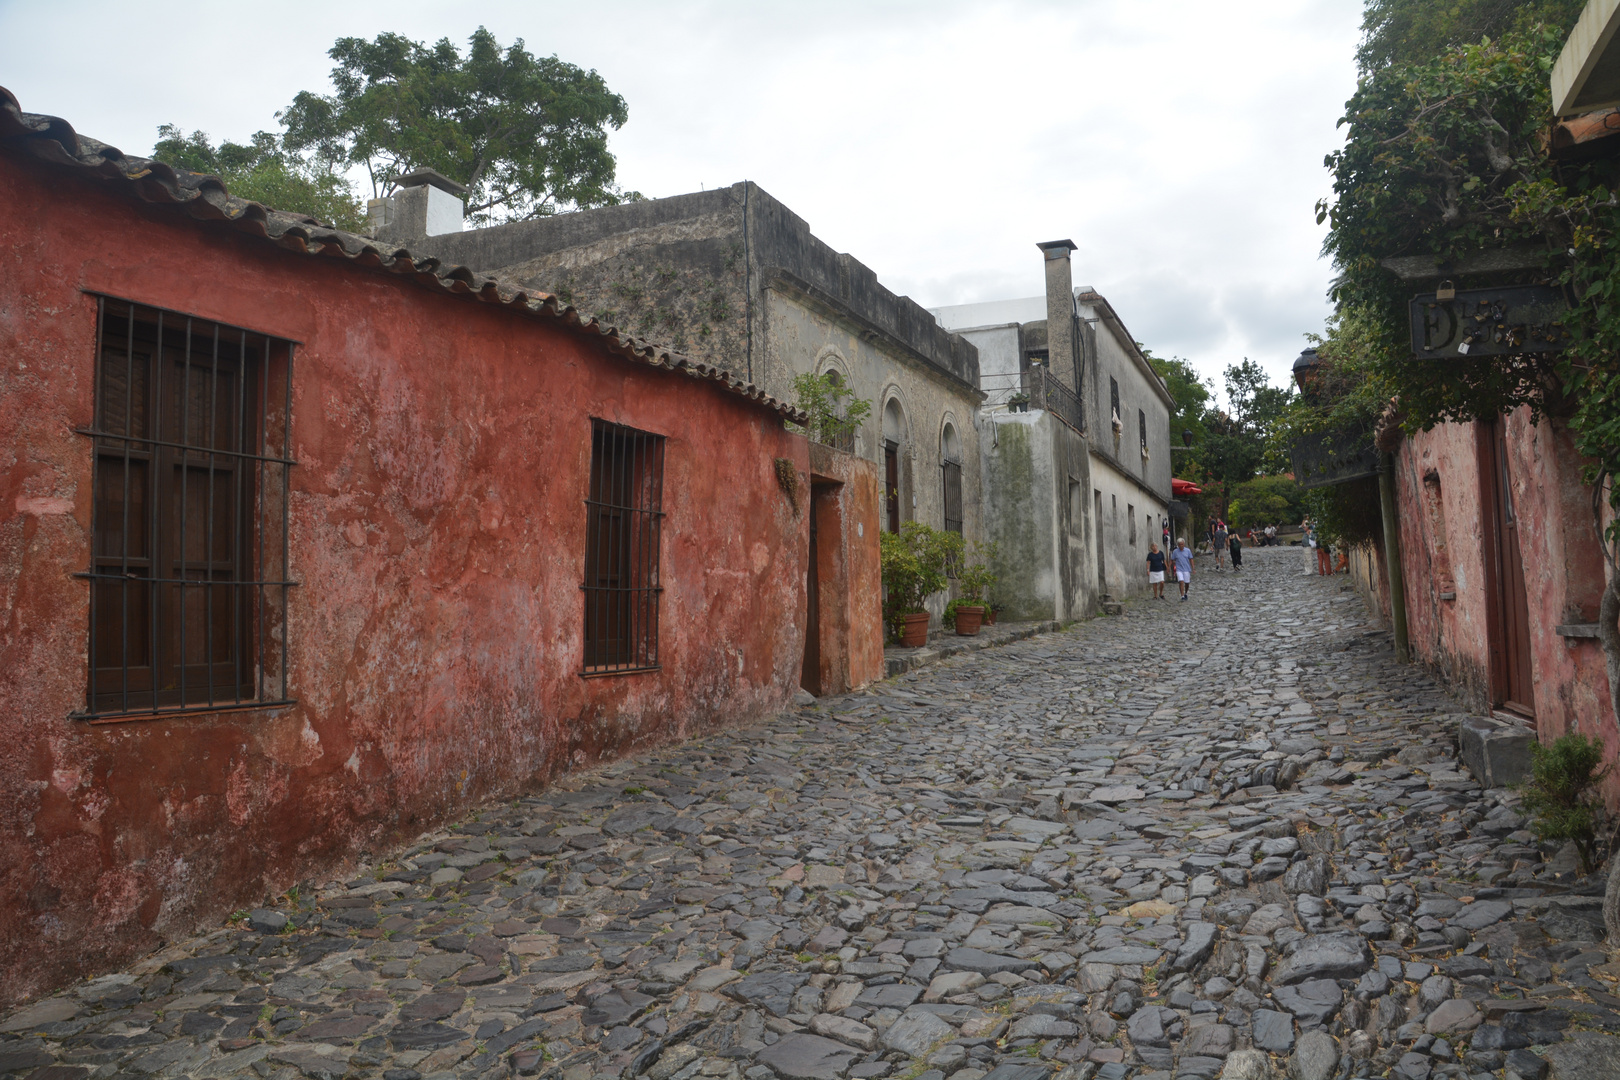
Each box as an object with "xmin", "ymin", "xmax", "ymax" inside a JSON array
[
  {"xmin": 932, "ymin": 242, "xmax": 1174, "ymax": 615},
  {"xmin": 373, "ymin": 175, "xmax": 985, "ymax": 627}
]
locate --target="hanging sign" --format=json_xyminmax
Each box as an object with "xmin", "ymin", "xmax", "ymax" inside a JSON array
[{"xmin": 1408, "ymin": 285, "xmax": 1570, "ymax": 358}]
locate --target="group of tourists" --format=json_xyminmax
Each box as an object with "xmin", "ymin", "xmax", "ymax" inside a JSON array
[
  {"xmin": 1146, "ymin": 516, "xmax": 1244, "ymax": 603},
  {"xmin": 1145, "ymin": 538, "xmax": 1196, "ymax": 601},
  {"xmin": 1303, "ymin": 516, "xmax": 1349, "ymax": 575}
]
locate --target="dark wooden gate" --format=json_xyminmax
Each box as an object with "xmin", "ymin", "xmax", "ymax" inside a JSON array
[
  {"xmin": 801, "ymin": 494, "xmax": 821, "ymax": 696},
  {"xmin": 1480, "ymin": 421, "xmax": 1535, "ymax": 719}
]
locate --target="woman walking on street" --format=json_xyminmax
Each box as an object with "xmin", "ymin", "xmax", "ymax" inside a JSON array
[
  {"xmin": 1147, "ymin": 543, "xmax": 1167, "ymax": 599},
  {"xmin": 1228, "ymin": 529, "xmax": 1243, "ymax": 571},
  {"xmin": 1212, "ymin": 520, "xmax": 1228, "ymax": 571}
]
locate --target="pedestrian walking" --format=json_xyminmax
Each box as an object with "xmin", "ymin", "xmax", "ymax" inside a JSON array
[
  {"xmin": 1228, "ymin": 529, "xmax": 1243, "ymax": 570},
  {"xmin": 1171, "ymin": 538, "xmax": 1194, "ymax": 601},
  {"xmin": 1317, "ymin": 538, "xmax": 1333, "ymax": 576},
  {"xmin": 1146, "ymin": 543, "xmax": 1167, "ymax": 599},
  {"xmin": 1212, "ymin": 520, "xmax": 1228, "ymax": 571}
]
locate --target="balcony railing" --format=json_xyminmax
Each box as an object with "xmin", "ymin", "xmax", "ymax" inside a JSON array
[{"xmin": 981, "ymin": 366, "xmax": 1085, "ymax": 434}]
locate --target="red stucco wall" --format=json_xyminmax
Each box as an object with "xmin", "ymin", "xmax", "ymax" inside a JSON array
[
  {"xmin": 1354, "ymin": 409, "xmax": 1618, "ymax": 798},
  {"xmin": 0, "ymin": 151, "xmax": 810, "ymax": 1006}
]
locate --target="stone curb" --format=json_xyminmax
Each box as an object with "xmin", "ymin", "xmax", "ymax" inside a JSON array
[{"xmin": 883, "ymin": 619, "xmax": 1064, "ymax": 677}]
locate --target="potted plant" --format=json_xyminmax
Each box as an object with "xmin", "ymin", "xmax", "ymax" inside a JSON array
[
  {"xmin": 1006, "ymin": 392, "xmax": 1030, "ymax": 413},
  {"xmin": 986, "ymin": 603, "xmax": 1003, "ymax": 626},
  {"xmin": 881, "ymin": 522, "xmax": 960, "ymax": 647},
  {"xmin": 953, "ymin": 541, "xmax": 999, "ymax": 637}
]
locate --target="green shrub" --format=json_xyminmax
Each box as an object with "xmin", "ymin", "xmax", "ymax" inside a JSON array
[
  {"xmin": 1517, "ymin": 733, "xmax": 1611, "ymax": 875},
  {"xmin": 958, "ymin": 540, "xmax": 999, "ymax": 605},
  {"xmin": 881, "ymin": 522, "xmax": 961, "ymax": 633},
  {"xmin": 790, "ymin": 372, "xmax": 871, "ymax": 449}
]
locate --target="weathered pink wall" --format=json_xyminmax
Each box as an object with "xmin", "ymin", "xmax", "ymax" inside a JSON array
[
  {"xmin": 806, "ymin": 442, "xmax": 884, "ymax": 695},
  {"xmin": 0, "ymin": 151, "xmax": 810, "ymax": 1007},
  {"xmin": 1351, "ymin": 409, "xmax": 1618, "ymax": 797}
]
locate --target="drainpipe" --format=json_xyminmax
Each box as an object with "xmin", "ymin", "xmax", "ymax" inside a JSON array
[{"xmin": 1379, "ymin": 451, "xmax": 1410, "ymax": 663}]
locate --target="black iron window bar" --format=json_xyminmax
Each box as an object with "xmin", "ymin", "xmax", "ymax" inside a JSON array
[
  {"xmin": 942, "ymin": 459, "xmax": 963, "ymax": 537},
  {"xmin": 74, "ymin": 296, "xmax": 296, "ymax": 721},
  {"xmin": 581, "ymin": 419, "xmax": 665, "ymax": 675}
]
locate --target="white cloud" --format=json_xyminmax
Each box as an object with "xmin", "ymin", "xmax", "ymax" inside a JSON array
[{"xmin": 0, "ymin": 0, "xmax": 1360, "ymax": 397}]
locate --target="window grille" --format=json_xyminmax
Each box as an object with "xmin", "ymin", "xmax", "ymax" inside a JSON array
[
  {"xmin": 80, "ymin": 296, "xmax": 295, "ymax": 720},
  {"xmin": 942, "ymin": 461, "xmax": 963, "ymax": 537},
  {"xmin": 1110, "ymin": 378, "xmax": 1120, "ymax": 424},
  {"xmin": 582, "ymin": 419, "xmax": 665, "ymax": 674},
  {"xmin": 1139, "ymin": 409, "xmax": 1148, "ymax": 451}
]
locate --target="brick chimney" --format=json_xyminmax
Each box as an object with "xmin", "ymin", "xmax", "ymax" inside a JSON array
[
  {"xmin": 1037, "ymin": 239, "xmax": 1079, "ymax": 393},
  {"xmin": 368, "ymin": 169, "xmax": 467, "ymax": 244}
]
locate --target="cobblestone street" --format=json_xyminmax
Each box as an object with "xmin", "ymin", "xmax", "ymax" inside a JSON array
[{"xmin": 5, "ymin": 546, "xmax": 1618, "ymax": 1080}]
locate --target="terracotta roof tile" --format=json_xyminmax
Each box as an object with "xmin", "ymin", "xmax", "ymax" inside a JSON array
[{"xmin": 0, "ymin": 86, "xmax": 803, "ymax": 422}]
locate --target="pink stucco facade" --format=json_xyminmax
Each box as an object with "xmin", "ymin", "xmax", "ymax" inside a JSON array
[{"xmin": 1348, "ymin": 406, "xmax": 1618, "ymax": 796}]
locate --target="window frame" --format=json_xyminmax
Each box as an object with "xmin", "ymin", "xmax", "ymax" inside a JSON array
[
  {"xmin": 580, "ymin": 418, "xmax": 666, "ymax": 676},
  {"xmin": 77, "ymin": 294, "xmax": 297, "ymax": 722},
  {"xmin": 940, "ymin": 422, "xmax": 963, "ymax": 538}
]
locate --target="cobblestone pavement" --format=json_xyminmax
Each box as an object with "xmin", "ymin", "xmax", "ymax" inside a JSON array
[{"xmin": 6, "ymin": 547, "xmax": 1620, "ymax": 1080}]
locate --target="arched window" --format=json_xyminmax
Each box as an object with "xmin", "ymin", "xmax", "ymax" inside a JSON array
[
  {"xmin": 882, "ymin": 398, "xmax": 906, "ymax": 533},
  {"xmin": 822, "ymin": 369, "xmax": 855, "ymax": 453},
  {"xmin": 941, "ymin": 422, "xmax": 963, "ymax": 536}
]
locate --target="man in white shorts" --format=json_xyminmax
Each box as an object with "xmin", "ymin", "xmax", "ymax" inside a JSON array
[{"xmin": 1171, "ymin": 538, "xmax": 1194, "ymax": 601}]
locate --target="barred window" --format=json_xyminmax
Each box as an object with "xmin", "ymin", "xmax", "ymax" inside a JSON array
[
  {"xmin": 582, "ymin": 420, "xmax": 665, "ymax": 674},
  {"xmin": 82, "ymin": 297, "xmax": 294, "ymax": 719},
  {"xmin": 941, "ymin": 421, "xmax": 963, "ymax": 537}
]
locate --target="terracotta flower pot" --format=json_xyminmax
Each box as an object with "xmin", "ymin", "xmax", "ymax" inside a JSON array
[
  {"xmin": 955, "ymin": 606, "xmax": 984, "ymax": 636},
  {"xmin": 984, "ymin": 609, "xmax": 998, "ymax": 626},
  {"xmin": 898, "ymin": 612, "xmax": 930, "ymax": 648}
]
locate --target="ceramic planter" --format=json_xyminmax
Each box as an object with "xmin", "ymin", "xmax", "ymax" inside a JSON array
[
  {"xmin": 955, "ymin": 605, "xmax": 984, "ymax": 636},
  {"xmin": 898, "ymin": 612, "xmax": 930, "ymax": 648}
]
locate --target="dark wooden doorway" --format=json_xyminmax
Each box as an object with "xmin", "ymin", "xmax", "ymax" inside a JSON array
[
  {"xmin": 801, "ymin": 490, "xmax": 821, "ymax": 696},
  {"xmin": 1094, "ymin": 489, "xmax": 1106, "ymax": 591},
  {"xmin": 1480, "ymin": 421, "xmax": 1535, "ymax": 720},
  {"xmin": 885, "ymin": 441, "xmax": 900, "ymax": 533}
]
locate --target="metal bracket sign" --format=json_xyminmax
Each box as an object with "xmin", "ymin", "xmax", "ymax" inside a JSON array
[
  {"xmin": 1291, "ymin": 425, "xmax": 1380, "ymax": 491},
  {"xmin": 1409, "ymin": 285, "xmax": 1569, "ymax": 358}
]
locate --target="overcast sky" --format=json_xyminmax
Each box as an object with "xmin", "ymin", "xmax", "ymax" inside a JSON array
[{"xmin": 0, "ymin": 0, "xmax": 1361, "ymax": 399}]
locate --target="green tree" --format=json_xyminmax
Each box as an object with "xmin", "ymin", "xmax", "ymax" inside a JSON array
[
  {"xmin": 1356, "ymin": 0, "xmax": 1583, "ymax": 73},
  {"xmin": 1144, "ymin": 349, "xmax": 1213, "ymax": 450},
  {"xmin": 1227, "ymin": 476, "xmax": 1307, "ymax": 531},
  {"xmin": 280, "ymin": 27, "xmax": 637, "ymax": 224},
  {"xmin": 151, "ymin": 126, "xmax": 365, "ymax": 231}
]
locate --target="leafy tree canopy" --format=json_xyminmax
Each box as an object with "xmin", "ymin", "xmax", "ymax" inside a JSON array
[
  {"xmin": 1143, "ymin": 348, "xmax": 1296, "ymax": 520},
  {"xmin": 279, "ymin": 27, "xmax": 636, "ymax": 224},
  {"xmin": 151, "ymin": 125, "xmax": 365, "ymax": 231},
  {"xmin": 1356, "ymin": 0, "xmax": 1583, "ymax": 74}
]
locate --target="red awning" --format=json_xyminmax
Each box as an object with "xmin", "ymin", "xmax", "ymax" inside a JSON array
[{"xmin": 1172, "ymin": 478, "xmax": 1203, "ymax": 496}]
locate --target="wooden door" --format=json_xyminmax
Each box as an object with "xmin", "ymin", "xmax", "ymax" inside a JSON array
[
  {"xmin": 1480, "ymin": 421, "xmax": 1535, "ymax": 719},
  {"xmin": 1094, "ymin": 489, "xmax": 1106, "ymax": 591},
  {"xmin": 885, "ymin": 441, "xmax": 900, "ymax": 533},
  {"xmin": 801, "ymin": 494, "xmax": 821, "ymax": 696}
]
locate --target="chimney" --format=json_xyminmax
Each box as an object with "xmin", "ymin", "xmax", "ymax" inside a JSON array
[
  {"xmin": 1036, "ymin": 239, "xmax": 1078, "ymax": 393},
  {"xmin": 368, "ymin": 168, "xmax": 468, "ymax": 244}
]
